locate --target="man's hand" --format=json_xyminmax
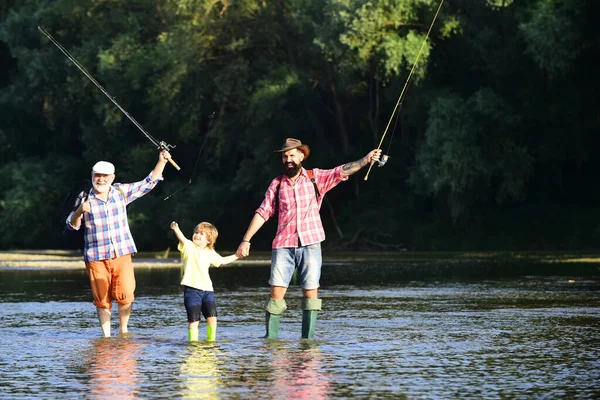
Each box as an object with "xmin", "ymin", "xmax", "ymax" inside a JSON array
[
  {"xmin": 342, "ymin": 149, "xmax": 383, "ymax": 176},
  {"xmin": 236, "ymin": 241, "xmax": 251, "ymax": 258},
  {"xmin": 79, "ymin": 197, "xmax": 90, "ymax": 214},
  {"xmin": 159, "ymin": 150, "xmax": 171, "ymax": 164},
  {"xmin": 69, "ymin": 196, "xmax": 89, "ymax": 229},
  {"xmin": 366, "ymin": 149, "xmax": 382, "ymax": 165}
]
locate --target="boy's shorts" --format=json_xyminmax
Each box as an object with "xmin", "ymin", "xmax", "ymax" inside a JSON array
[
  {"xmin": 86, "ymin": 254, "xmax": 135, "ymax": 309},
  {"xmin": 183, "ymin": 287, "xmax": 218, "ymax": 322},
  {"xmin": 269, "ymin": 243, "xmax": 322, "ymax": 290}
]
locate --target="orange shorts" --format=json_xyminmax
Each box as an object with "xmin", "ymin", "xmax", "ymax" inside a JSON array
[{"xmin": 85, "ymin": 254, "xmax": 136, "ymax": 309}]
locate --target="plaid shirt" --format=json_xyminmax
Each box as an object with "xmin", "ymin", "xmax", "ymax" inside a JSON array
[
  {"xmin": 256, "ymin": 166, "xmax": 347, "ymax": 248},
  {"xmin": 66, "ymin": 173, "xmax": 161, "ymax": 262}
]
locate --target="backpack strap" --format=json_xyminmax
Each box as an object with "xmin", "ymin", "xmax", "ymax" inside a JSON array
[
  {"xmin": 274, "ymin": 176, "xmax": 282, "ymax": 212},
  {"xmin": 114, "ymin": 185, "xmax": 126, "ymax": 198},
  {"xmin": 306, "ymin": 169, "xmax": 321, "ymax": 201}
]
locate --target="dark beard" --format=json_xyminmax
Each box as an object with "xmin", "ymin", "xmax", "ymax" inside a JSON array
[{"xmin": 283, "ymin": 161, "xmax": 301, "ymax": 178}]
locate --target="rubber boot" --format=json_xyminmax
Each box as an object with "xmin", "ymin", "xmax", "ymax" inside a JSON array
[
  {"xmin": 265, "ymin": 312, "xmax": 281, "ymax": 339},
  {"xmin": 264, "ymin": 298, "xmax": 287, "ymax": 339},
  {"xmin": 301, "ymin": 298, "xmax": 322, "ymax": 339},
  {"xmin": 188, "ymin": 327, "xmax": 199, "ymax": 342},
  {"xmin": 206, "ymin": 324, "xmax": 217, "ymax": 342}
]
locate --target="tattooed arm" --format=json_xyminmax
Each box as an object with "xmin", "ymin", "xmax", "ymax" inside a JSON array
[{"xmin": 341, "ymin": 149, "xmax": 382, "ymax": 177}]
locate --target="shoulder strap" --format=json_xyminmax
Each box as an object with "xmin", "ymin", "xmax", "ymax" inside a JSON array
[
  {"xmin": 274, "ymin": 176, "xmax": 283, "ymax": 212},
  {"xmin": 306, "ymin": 170, "xmax": 321, "ymax": 200},
  {"xmin": 114, "ymin": 185, "xmax": 126, "ymax": 198}
]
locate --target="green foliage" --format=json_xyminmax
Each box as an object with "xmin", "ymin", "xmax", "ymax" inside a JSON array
[
  {"xmin": 519, "ymin": 0, "xmax": 584, "ymax": 79},
  {"xmin": 0, "ymin": 0, "xmax": 598, "ymax": 251},
  {"xmin": 0, "ymin": 157, "xmax": 81, "ymax": 248},
  {"xmin": 411, "ymin": 88, "xmax": 532, "ymax": 220},
  {"xmin": 338, "ymin": 0, "xmax": 433, "ymax": 80}
]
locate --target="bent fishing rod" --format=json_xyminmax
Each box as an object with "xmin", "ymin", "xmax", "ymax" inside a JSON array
[
  {"xmin": 38, "ymin": 26, "xmax": 181, "ymax": 171},
  {"xmin": 364, "ymin": 0, "xmax": 445, "ymax": 181}
]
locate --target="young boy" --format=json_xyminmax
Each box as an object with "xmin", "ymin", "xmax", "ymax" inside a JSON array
[{"xmin": 170, "ymin": 221, "xmax": 239, "ymax": 341}]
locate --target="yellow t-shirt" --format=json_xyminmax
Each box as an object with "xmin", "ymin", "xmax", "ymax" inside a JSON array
[{"xmin": 178, "ymin": 240, "xmax": 224, "ymax": 291}]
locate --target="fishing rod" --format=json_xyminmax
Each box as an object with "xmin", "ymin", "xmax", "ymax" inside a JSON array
[
  {"xmin": 164, "ymin": 111, "xmax": 217, "ymax": 201},
  {"xmin": 38, "ymin": 26, "xmax": 181, "ymax": 171},
  {"xmin": 364, "ymin": 0, "xmax": 445, "ymax": 181}
]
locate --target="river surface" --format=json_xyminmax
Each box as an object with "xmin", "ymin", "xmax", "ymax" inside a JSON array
[{"xmin": 0, "ymin": 265, "xmax": 599, "ymax": 399}]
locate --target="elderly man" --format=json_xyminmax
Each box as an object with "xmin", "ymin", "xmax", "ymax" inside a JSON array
[
  {"xmin": 236, "ymin": 138, "xmax": 381, "ymax": 339},
  {"xmin": 66, "ymin": 150, "xmax": 171, "ymax": 337}
]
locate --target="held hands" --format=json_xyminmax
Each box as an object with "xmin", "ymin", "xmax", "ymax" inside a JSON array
[{"xmin": 236, "ymin": 241, "xmax": 250, "ymax": 258}]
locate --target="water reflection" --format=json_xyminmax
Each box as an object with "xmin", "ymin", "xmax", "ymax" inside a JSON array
[
  {"xmin": 83, "ymin": 336, "xmax": 142, "ymax": 399},
  {"xmin": 265, "ymin": 341, "xmax": 331, "ymax": 399},
  {"xmin": 179, "ymin": 343, "xmax": 223, "ymax": 399},
  {"xmin": 0, "ymin": 268, "xmax": 599, "ymax": 398}
]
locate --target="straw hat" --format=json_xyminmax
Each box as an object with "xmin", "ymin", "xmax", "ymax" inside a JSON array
[{"xmin": 273, "ymin": 138, "xmax": 310, "ymax": 159}]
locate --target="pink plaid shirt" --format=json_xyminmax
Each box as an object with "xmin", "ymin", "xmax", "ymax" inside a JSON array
[
  {"xmin": 256, "ymin": 166, "xmax": 348, "ymax": 248},
  {"xmin": 66, "ymin": 173, "xmax": 161, "ymax": 262}
]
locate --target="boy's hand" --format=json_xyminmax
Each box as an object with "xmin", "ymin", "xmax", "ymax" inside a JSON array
[{"xmin": 170, "ymin": 221, "xmax": 178, "ymax": 230}]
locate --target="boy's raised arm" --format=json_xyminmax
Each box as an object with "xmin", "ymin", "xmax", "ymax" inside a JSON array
[{"xmin": 170, "ymin": 221, "xmax": 187, "ymax": 244}]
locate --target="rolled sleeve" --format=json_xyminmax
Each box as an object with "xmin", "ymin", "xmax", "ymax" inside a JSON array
[
  {"xmin": 313, "ymin": 165, "xmax": 348, "ymax": 194},
  {"xmin": 117, "ymin": 173, "xmax": 161, "ymax": 205},
  {"xmin": 255, "ymin": 178, "xmax": 280, "ymax": 222}
]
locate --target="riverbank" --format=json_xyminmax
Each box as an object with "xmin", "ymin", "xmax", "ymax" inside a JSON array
[
  {"xmin": 0, "ymin": 249, "xmax": 266, "ymax": 269},
  {"xmin": 2, "ymin": 250, "xmax": 600, "ymax": 276}
]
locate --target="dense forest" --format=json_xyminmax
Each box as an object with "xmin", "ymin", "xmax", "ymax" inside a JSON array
[{"xmin": 1, "ymin": 0, "xmax": 598, "ymax": 252}]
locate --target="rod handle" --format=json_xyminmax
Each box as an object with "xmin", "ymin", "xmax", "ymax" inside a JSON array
[
  {"xmin": 168, "ymin": 157, "xmax": 181, "ymax": 171},
  {"xmin": 363, "ymin": 160, "xmax": 376, "ymax": 181}
]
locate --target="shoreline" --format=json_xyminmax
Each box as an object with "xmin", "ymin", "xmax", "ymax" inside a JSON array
[
  {"xmin": 2, "ymin": 249, "xmax": 600, "ymax": 272},
  {"xmin": 0, "ymin": 250, "xmax": 271, "ymax": 270}
]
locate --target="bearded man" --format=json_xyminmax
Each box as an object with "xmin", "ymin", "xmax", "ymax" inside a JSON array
[{"xmin": 236, "ymin": 138, "xmax": 381, "ymax": 339}]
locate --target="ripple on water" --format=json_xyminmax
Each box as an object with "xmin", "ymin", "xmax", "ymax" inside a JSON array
[{"xmin": 0, "ymin": 273, "xmax": 599, "ymax": 398}]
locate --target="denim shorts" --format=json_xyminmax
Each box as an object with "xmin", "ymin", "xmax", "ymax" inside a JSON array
[
  {"xmin": 269, "ymin": 243, "xmax": 322, "ymax": 289},
  {"xmin": 183, "ymin": 287, "xmax": 218, "ymax": 322}
]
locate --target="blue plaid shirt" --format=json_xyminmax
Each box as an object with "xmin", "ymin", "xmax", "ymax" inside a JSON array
[{"xmin": 66, "ymin": 173, "xmax": 161, "ymax": 262}]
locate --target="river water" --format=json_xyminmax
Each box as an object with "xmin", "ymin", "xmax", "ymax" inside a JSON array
[{"xmin": 0, "ymin": 264, "xmax": 599, "ymax": 399}]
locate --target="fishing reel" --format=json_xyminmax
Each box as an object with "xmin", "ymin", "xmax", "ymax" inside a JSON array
[
  {"xmin": 158, "ymin": 141, "xmax": 176, "ymax": 152},
  {"xmin": 377, "ymin": 154, "xmax": 390, "ymax": 167},
  {"xmin": 157, "ymin": 141, "xmax": 181, "ymax": 170}
]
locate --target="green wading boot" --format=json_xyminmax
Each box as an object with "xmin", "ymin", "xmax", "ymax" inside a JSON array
[
  {"xmin": 301, "ymin": 298, "xmax": 322, "ymax": 339},
  {"xmin": 188, "ymin": 327, "xmax": 199, "ymax": 342},
  {"xmin": 264, "ymin": 298, "xmax": 287, "ymax": 339},
  {"xmin": 206, "ymin": 324, "xmax": 217, "ymax": 342}
]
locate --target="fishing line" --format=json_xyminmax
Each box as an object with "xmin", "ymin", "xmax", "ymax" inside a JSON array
[
  {"xmin": 364, "ymin": 0, "xmax": 445, "ymax": 181},
  {"xmin": 38, "ymin": 26, "xmax": 181, "ymax": 170},
  {"xmin": 164, "ymin": 111, "xmax": 217, "ymax": 204},
  {"xmin": 383, "ymin": 74, "xmax": 416, "ymax": 157}
]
